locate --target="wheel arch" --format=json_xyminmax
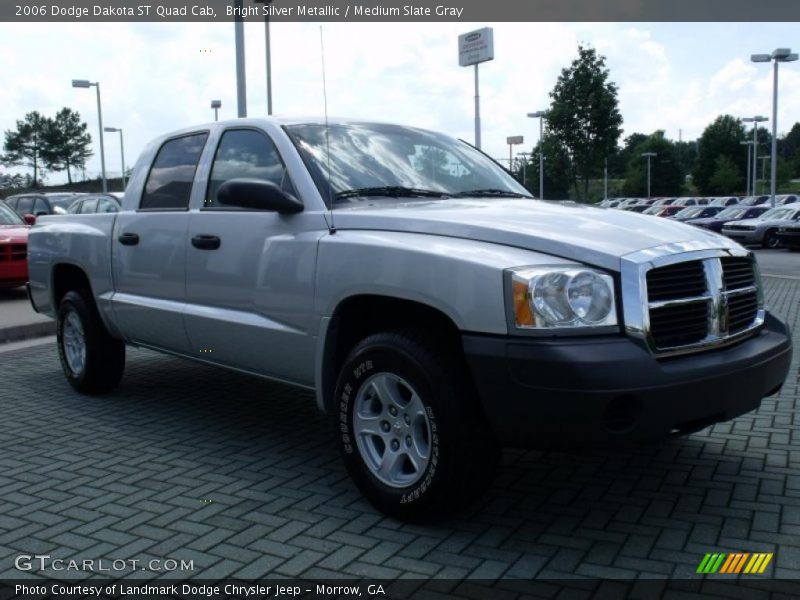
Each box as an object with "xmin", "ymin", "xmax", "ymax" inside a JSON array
[{"xmin": 316, "ymin": 294, "xmax": 464, "ymax": 413}]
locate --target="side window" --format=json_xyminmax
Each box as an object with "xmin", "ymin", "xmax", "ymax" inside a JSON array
[
  {"xmin": 98, "ymin": 199, "xmax": 118, "ymax": 213},
  {"xmin": 205, "ymin": 129, "xmax": 290, "ymax": 208},
  {"xmin": 16, "ymin": 197, "xmax": 34, "ymax": 215},
  {"xmin": 5, "ymin": 198, "xmax": 17, "ymax": 210},
  {"xmin": 80, "ymin": 199, "xmax": 98, "ymax": 214},
  {"xmin": 140, "ymin": 133, "xmax": 208, "ymax": 210}
]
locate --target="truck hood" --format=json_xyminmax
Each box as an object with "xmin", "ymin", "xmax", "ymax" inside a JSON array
[{"xmin": 332, "ymin": 199, "xmax": 738, "ymax": 270}]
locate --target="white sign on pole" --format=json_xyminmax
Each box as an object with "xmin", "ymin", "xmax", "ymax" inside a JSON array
[
  {"xmin": 506, "ymin": 136, "xmax": 524, "ymax": 145},
  {"xmin": 458, "ymin": 27, "xmax": 494, "ymax": 67}
]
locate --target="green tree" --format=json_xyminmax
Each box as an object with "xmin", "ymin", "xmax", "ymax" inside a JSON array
[
  {"xmin": 694, "ymin": 115, "xmax": 746, "ymax": 194},
  {"xmin": 622, "ymin": 132, "xmax": 684, "ymax": 197},
  {"xmin": 41, "ymin": 108, "xmax": 92, "ymax": 184},
  {"xmin": 708, "ymin": 155, "xmax": 743, "ymax": 195},
  {"xmin": 517, "ymin": 134, "xmax": 572, "ymax": 199},
  {"xmin": 545, "ymin": 45, "xmax": 623, "ymax": 202},
  {"xmin": 607, "ymin": 132, "xmax": 648, "ymax": 178},
  {"xmin": 2, "ymin": 111, "xmax": 51, "ymax": 187}
]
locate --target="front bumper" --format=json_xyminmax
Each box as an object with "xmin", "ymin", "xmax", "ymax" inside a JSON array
[
  {"xmin": 722, "ymin": 229, "xmax": 760, "ymax": 244},
  {"xmin": 0, "ymin": 262, "xmax": 28, "ymax": 289},
  {"xmin": 463, "ymin": 313, "xmax": 792, "ymax": 448}
]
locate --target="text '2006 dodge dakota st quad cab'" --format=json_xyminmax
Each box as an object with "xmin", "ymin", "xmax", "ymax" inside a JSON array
[{"xmin": 27, "ymin": 119, "xmax": 792, "ymax": 521}]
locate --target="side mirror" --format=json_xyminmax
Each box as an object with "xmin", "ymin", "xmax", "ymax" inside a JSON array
[
  {"xmin": 23, "ymin": 214, "xmax": 36, "ymax": 225},
  {"xmin": 217, "ymin": 178, "xmax": 303, "ymax": 214}
]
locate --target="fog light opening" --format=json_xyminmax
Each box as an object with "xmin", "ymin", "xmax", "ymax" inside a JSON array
[{"xmin": 603, "ymin": 395, "xmax": 642, "ymax": 434}]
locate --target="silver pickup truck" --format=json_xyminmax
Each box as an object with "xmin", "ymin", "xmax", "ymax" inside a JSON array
[{"xmin": 27, "ymin": 118, "xmax": 792, "ymax": 521}]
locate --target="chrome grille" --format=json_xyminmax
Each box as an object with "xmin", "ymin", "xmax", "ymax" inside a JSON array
[{"xmin": 642, "ymin": 254, "xmax": 762, "ymax": 354}]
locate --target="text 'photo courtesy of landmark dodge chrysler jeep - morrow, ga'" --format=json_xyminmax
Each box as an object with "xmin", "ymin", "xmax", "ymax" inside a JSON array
[{"xmin": 26, "ymin": 119, "xmax": 792, "ymax": 521}]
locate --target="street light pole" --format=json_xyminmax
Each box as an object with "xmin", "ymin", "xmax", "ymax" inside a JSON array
[
  {"xmin": 211, "ymin": 100, "xmax": 221, "ymax": 121},
  {"xmin": 518, "ymin": 152, "xmax": 531, "ymax": 189},
  {"xmin": 104, "ymin": 127, "xmax": 126, "ymax": 190},
  {"xmin": 740, "ymin": 141, "xmax": 752, "ymax": 196},
  {"xmin": 527, "ymin": 111, "xmax": 546, "ymax": 199},
  {"xmin": 759, "ymin": 155, "xmax": 770, "ymax": 194},
  {"xmin": 264, "ymin": 0, "xmax": 274, "ymax": 115},
  {"xmin": 641, "ymin": 152, "xmax": 657, "ymax": 198},
  {"xmin": 742, "ymin": 116, "xmax": 768, "ymax": 196},
  {"xmin": 751, "ymin": 48, "xmax": 798, "ymax": 207},
  {"xmin": 72, "ymin": 79, "xmax": 107, "ymax": 193},
  {"xmin": 234, "ymin": 0, "xmax": 247, "ymax": 118}
]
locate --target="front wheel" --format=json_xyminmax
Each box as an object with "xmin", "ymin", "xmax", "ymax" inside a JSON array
[
  {"xmin": 57, "ymin": 289, "xmax": 125, "ymax": 394},
  {"xmin": 333, "ymin": 330, "xmax": 499, "ymax": 522},
  {"xmin": 763, "ymin": 229, "xmax": 780, "ymax": 249}
]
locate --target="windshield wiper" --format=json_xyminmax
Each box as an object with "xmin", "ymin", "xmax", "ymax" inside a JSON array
[
  {"xmin": 334, "ymin": 186, "xmax": 451, "ymax": 200},
  {"xmin": 454, "ymin": 188, "xmax": 533, "ymax": 198}
]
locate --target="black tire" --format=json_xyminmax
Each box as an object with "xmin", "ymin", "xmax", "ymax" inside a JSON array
[
  {"xmin": 57, "ymin": 289, "xmax": 125, "ymax": 394},
  {"xmin": 333, "ymin": 329, "xmax": 500, "ymax": 522},
  {"xmin": 763, "ymin": 229, "xmax": 780, "ymax": 249}
]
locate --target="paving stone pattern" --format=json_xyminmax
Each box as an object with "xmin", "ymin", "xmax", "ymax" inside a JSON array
[{"xmin": 0, "ymin": 277, "xmax": 798, "ymax": 585}]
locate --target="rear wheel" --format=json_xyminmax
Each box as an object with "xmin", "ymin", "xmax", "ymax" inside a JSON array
[
  {"xmin": 57, "ymin": 289, "xmax": 125, "ymax": 394},
  {"xmin": 334, "ymin": 329, "xmax": 499, "ymax": 522}
]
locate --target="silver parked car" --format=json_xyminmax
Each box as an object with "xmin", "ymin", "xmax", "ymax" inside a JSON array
[{"xmin": 721, "ymin": 206, "xmax": 800, "ymax": 248}]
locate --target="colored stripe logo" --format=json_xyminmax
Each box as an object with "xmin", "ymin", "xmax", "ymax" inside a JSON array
[{"xmin": 697, "ymin": 553, "xmax": 773, "ymax": 574}]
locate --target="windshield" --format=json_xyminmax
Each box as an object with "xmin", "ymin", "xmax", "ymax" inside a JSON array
[
  {"xmin": 760, "ymin": 208, "xmax": 793, "ymax": 220},
  {"xmin": 717, "ymin": 208, "xmax": 744, "ymax": 219},
  {"xmin": 285, "ymin": 123, "xmax": 532, "ymax": 205},
  {"xmin": 0, "ymin": 201, "xmax": 24, "ymax": 225},
  {"xmin": 676, "ymin": 207, "xmax": 702, "ymax": 218}
]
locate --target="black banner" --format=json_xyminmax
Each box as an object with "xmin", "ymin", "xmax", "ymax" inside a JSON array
[{"xmin": 2, "ymin": 0, "xmax": 800, "ymax": 22}]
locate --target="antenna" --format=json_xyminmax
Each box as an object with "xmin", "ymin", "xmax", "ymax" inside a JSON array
[{"xmin": 320, "ymin": 26, "xmax": 335, "ymax": 233}]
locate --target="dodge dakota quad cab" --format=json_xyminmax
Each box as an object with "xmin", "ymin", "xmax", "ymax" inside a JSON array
[{"xmin": 27, "ymin": 119, "xmax": 792, "ymax": 521}]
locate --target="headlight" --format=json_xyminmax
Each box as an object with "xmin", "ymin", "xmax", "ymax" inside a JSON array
[{"xmin": 509, "ymin": 266, "xmax": 618, "ymax": 330}]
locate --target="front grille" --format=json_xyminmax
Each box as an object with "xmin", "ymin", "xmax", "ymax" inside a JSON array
[
  {"xmin": 721, "ymin": 257, "xmax": 758, "ymax": 335},
  {"xmin": 645, "ymin": 261, "xmax": 706, "ymax": 302},
  {"xmin": 0, "ymin": 243, "xmax": 26, "ymax": 263},
  {"xmin": 645, "ymin": 255, "xmax": 761, "ymax": 353},
  {"xmin": 725, "ymin": 225, "xmax": 754, "ymax": 232}
]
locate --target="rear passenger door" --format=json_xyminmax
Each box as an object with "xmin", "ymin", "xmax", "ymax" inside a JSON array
[{"xmin": 111, "ymin": 132, "xmax": 208, "ymax": 352}]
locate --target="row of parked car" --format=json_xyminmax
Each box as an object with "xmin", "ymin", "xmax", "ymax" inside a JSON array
[
  {"xmin": 0, "ymin": 191, "xmax": 122, "ymax": 289},
  {"xmin": 598, "ymin": 195, "xmax": 800, "ymax": 250}
]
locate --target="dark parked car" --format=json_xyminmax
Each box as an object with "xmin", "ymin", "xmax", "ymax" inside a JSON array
[
  {"xmin": 671, "ymin": 206, "xmax": 726, "ymax": 222},
  {"xmin": 689, "ymin": 206, "xmax": 770, "ymax": 233},
  {"xmin": 66, "ymin": 194, "xmax": 121, "ymax": 214},
  {"xmin": 777, "ymin": 223, "xmax": 800, "ymax": 250},
  {"xmin": 4, "ymin": 192, "xmax": 84, "ymax": 220},
  {"xmin": 776, "ymin": 194, "xmax": 799, "ymax": 206}
]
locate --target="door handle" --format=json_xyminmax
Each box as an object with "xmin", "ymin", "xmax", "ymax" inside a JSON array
[
  {"xmin": 191, "ymin": 235, "xmax": 221, "ymax": 250},
  {"xmin": 118, "ymin": 232, "xmax": 139, "ymax": 246}
]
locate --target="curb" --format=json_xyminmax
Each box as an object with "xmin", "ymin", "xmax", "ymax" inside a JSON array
[{"xmin": 0, "ymin": 321, "xmax": 56, "ymax": 345}]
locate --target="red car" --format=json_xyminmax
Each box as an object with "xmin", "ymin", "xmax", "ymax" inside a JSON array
[{"xmin": 0, "ymin": 200, "xmax": 30, "ymax": 288}]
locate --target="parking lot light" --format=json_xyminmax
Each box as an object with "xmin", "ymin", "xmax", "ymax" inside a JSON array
[
  {"xmin": 641, "ymin": 152, "xmax": 657, "ymax": 198},
  {"xmin": 210, "ymin": 99, "xmax": 222, "ymax": 121},
  {"xmin": 742, "ymin": 116, "xmax": 769, "ymax": 196},
  {"xmin": 527, "ymin": 111, "xmax": 546, "ymax": 199},
  {"xmin": 72, "ymin": 78, "xmax": 107, "ymax": 193},
  {"xmin": 103, "ymin": 127, "xmax": 126, "ymax": 190},
  {"xmin": 751, "ymin": 49, "xmax": 798, "ymax": 207}
]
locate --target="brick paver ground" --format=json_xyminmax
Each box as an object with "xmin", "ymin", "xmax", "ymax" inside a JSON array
[{"xmin": 0, "ymin": 277, "xmax": 798, "ymax": 583}]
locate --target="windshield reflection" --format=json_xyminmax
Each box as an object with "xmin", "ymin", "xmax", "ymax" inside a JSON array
[{"xmin": 285, "ymin": 123, "xmax": 531, "ymax": 205}]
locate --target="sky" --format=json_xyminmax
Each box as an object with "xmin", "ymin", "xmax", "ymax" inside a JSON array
[{"xmin": 1, "ymin": 21, "xmax": 799, "ymax": 183}]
